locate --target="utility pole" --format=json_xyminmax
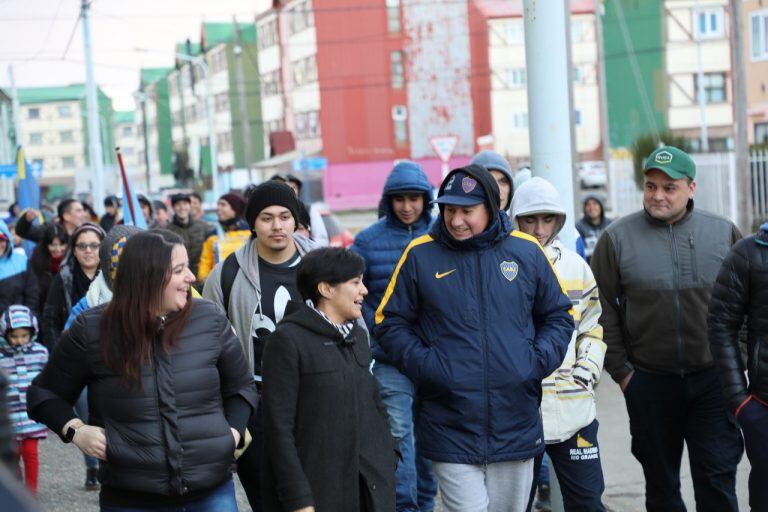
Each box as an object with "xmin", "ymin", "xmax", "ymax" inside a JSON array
[
  {"xmin": 694, "ymin": 0, "xmax": 709, "ymax": 152},
  {"xmin": 8, "ymin": 65, "xmax": 22, "ymax": 149},
  {"xmin": 595, "ymin": 2, "xmax": 613, "ymax": 205},
  {"xmin": 730, "ymin": 0, "xmax": 752, "ymax": 232},
  {"xmin": 81, "ymin": 0, "xmax": 105, "ymax": 213},
  {"xmin": 137, "ymin": 88, "xmax": 152, "ymax": 192},
  {"xmin": 233, "ymin": 17, "xmax": 254, "ymax": 184},
  {"xmin": 524, "ymin": 0, "xmax": 578, "ymax": 252}
]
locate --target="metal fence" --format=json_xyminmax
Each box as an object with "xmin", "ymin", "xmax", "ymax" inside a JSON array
[{"xmin": 607, "ymin": 151, "xmax": 768, "ymax": 228}]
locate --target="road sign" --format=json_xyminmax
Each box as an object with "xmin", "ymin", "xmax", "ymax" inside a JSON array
[
  {"xmin": 429, "ymin": 135, "xmax": 459, "ymax": 163},
  {"xmin": 292, "ymin": 156, "xmax": 328, "ymax": 172}
]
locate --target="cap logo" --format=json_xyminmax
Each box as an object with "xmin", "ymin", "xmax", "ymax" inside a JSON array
[
  {"xmin": 445, "ymin": 175, "xmax": 456, "ymax": 191},
  {"xmin": 655, "ymin": 151, "xmax": 673, "ymax": 165},
  {"xmin": 500, "ymin": 260, "xmax": 519, "ymax": 282},
  {"xmin": 462, "ymin": 176, "xmax": 478, "ymax": 194}
]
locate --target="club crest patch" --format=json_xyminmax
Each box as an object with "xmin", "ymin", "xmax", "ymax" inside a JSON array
[
  {"xmin": 654, "ymin": 150, "xmax": 673, "ymax": 164},
  {"xmin": 462, "ymin": 176, "xmax": 477, "ymax": 193},
  {"xmin": 500, "ymin": 261, "xmax": 518, "ymax": 282}
]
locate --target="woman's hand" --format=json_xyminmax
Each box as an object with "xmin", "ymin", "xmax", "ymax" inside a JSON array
[
  {"xmin": 73, "ymin": 425, "xmax": 108, "ymax": 461},
  {"xmin": 231, "ymin": 427, "xmax": 241, "ymax": 448}
]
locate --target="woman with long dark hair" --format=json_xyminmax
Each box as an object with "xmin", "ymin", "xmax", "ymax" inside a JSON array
[
  {"xmin": 40, "ymin": 222, "xmax": 104, "ymax": 350},
  {"xmin": 28, "ymin": 223, "xmax": 68, "ymax": 318},
  {"xmin": 28, "ymin": 230, "xmax": 257, "ymax": 511},
  {"xmin": 261, "ymin": 247, "xmax": 396, "ymax": 512}
]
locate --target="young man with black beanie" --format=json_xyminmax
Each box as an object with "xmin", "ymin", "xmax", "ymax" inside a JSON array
[
  {"xmin": 375, "ymin": 164, "xmax": 574, "ymax": 512},
  {"xmin": 202, "ymin": 180, "xmax": 318, "ymax": 510}
]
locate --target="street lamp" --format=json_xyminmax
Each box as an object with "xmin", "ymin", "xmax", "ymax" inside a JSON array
[{"xmin": 175, "ymin": 53, "xmax": 220, "ymax": 198}]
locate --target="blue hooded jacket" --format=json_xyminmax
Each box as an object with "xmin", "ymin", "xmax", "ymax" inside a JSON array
[
  {"xmin": 0, "ymin": 220, "xmax": 36, "ymax": 314},
  {"xmin": 350, "ymin": 161, "xmax": 433, "ymax": 363},
  {"xmin": 373, "ymin": 165, "xmax": 574, "ymax": 464}
]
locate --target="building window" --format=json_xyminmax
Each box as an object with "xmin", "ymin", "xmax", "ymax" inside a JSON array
[
  {"xmin": 505, "ymin": 68, "xmax": 526, "ymax": 88},
  {"xmin": 756, "ymin": 122, "xmax": 768, "ymax": 144},
  {"xmin": 289, "ymin": 0, "xmax": 314, "ymax": 35},
  {"xmin": 27, "ymin": 108, "xmax": 40, "ymax": 120},
  {"xmin": 512, "ymin": 112, "xmax": 528, "ymax": 129},
  {"xmin": 123, "ymin": 147, "xmax": 135, "ymax": 156},
  {"xmin": 392, "ymin": 105, "xmax": 407, "ymax": 144},
  {"xmin": 32, "ymin": 158, "xmax": 43, "ymax": 168},
  {"xmin": 294, "ymin": 110, "xmax": 321, "ymax": 140},
  {"xmin": 505, "ymin": 23, "xmax": 524, "ymax": 45},
  {"xmin": 696, "ymin": 72, "xmax": 726, "ymax": 103},
  {"xmin": 58, "ymin": 105, "xmax": 72, "ymax": 118},
  {"xmin": 217, "ymin": 132, "xmax": 233, "ymax": 152},
  {"xmin": 572, "ymin": 65, "xmax": 582, "ymax": 84},
  {"xmin": 258, "ymin": 19, "xmax": 279, "ymax": 50},
  {"xmin": 292, "ymin": 56, "xmax": 318, "ymax": 88},
  {"xmin": 122, "ymin": 126, "xmax": 132, "ymax": 137},
  {"xmin": 693, "ymin": 8, "xmax": 724, "ymax": 40},
  {"xmin": 386, "ymin": 0, "xmax": 401, "ymax": 33},
  {"xmin": 62, "ymin": 156, "xmax": 76, "ymax": 169},
  {"xmin": 29, "ymin": 132, "xmax": 43, "ymax": 145},
  {"xmin": 214, "ymin": 92, "xmax": 230, "ymax": 113},
  {"xmin": 574, "ymin": 110, "xmax": 582, "ymax": 126},
  {"xmin": 60, "ymin": 130, "xmax": 74, "ymax": 143},
  {"xmin": 209, "ymin": 49, "xmax": 228, "ymax": 74},
  {"xmin": 391, "ymin": 51, "xmax": 404, "ymax": 89},
  {"xmin": 571, "ymin": 20, "xmax": 582, "ymax": 42},
  {"xmin": 751, "ymin": 11, "xmax": 768, "ymax": 61},
  {"xmin": 266, "ymin": 118, "xmax": 285, "ymax": 134},
  {"xmin": 261, "ymin": 70, "xmax": 282, "ymax": 96}
]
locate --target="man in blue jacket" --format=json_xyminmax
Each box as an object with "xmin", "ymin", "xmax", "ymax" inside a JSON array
[
  {"xmin": 374, "ymin": 164, "xmax": 574, "ymax": 512},
  {"xmin": 351, "ymin": 160, "xmax": 437, "ymax": 512}
]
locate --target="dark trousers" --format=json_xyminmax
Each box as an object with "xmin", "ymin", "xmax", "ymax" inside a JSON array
[
  {"xmin": 737, "ymin": 396, "xmax": 768, "ymax": 512},
  {"xmin": 546, "ymin": 420, "xmax": 605, "ymax": 512},
  {"xmin": 624, "ymin": 367, "xmax": 743, "ymax": 512},
  {"xmin": 237, "ymin": 401, "xmax": 263, "ymax": 512}
]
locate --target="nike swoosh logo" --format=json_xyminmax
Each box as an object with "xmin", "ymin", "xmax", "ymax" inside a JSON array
[{"xmin": 435, "ymin": 269, "xmax": 457, "ymax": 279}]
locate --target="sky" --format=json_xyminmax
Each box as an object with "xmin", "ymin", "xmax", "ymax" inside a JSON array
[{"xmin": 0, "ymin": 0, "xmax": 271, "ymax": 111}]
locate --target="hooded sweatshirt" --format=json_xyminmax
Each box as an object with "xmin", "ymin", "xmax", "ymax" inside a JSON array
[
  {"xmin": 470, "ymin": 150, "xmax": 514, "ymax": 211},
  {"xmin": 0, "ymin": 219, "xmax": 36, "ymax": 314},
  {"xmin": 575, "ymin": 195, "xmax": 612, "ymax": 262},
  {"xmin": 374, "ymin": 165, "xmax": 574, "ymax": 463},
  {"xmin": 202, "ymin": 233, "xmax": 319, "ymax": 377},
  {"xmin": 0, "ymin": 305, "xmax": 48, "ymax": 441},
  {"xmin": 351, "ymin": 161, "xmax": 433, "ymax": 364},
  {"xmin": 511, "ymin": 177, "xmax": 606, "ymax": 443}
]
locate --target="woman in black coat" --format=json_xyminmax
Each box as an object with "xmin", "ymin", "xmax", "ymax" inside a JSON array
[
  {"xmin": 28, "ymin": 230, "xmax": 258, "ymax": 511},
  {"xmin": 261, "ymin": 247, "xmax": 396, "ymax": 512},
  {"xmin": 28, "ymin": 223, "xmax": 68, "ymax": 318}
]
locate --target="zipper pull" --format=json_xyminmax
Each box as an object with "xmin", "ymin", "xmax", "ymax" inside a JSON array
[{"xmin": 689, "ymin": 235, "xmax": 694, "ymax": 248}]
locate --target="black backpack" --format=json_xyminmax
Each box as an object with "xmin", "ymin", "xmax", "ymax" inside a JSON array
[{"xmin": 220, "ymin": 252, "xmax": 240, "ymax": 317}]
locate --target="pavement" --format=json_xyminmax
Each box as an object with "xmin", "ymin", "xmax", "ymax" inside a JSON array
[{"xmin": 30, "ymin": 378, "xmax": 750, "ymax": 511}]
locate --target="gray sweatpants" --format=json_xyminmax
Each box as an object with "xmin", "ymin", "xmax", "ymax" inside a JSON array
[{"xmin": 432, "ymin": 459, "xmax": 535, "ymax": 512}]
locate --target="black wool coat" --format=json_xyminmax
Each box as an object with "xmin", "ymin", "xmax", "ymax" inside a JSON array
[{"xmin": 261, "ymin": 301, "xmax": 397, "ymax": 512}]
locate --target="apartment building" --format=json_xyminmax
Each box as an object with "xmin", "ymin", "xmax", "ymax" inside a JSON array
[
  {"xmin": 135, "ymin": 68, "xmax": 174, "ymax": 192},
  {"xmin": 17, "ymin": 84, "xmax": 115, "ymax": 194},
  {"xmin": 746, "ymin": 0, "xmax": 768, "ymax": 144}
]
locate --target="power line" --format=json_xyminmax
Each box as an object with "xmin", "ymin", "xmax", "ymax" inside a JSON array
[{"xmin": 61, "ymin": 12, "xmax": 83, "ymax": 60}]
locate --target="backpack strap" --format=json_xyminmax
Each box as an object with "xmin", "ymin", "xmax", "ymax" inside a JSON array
[{"xmin": 220, "ymin": 252, "xmax": 240, "ymax": 317}]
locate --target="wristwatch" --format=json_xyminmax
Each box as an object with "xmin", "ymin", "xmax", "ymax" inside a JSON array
[{"xmin": 64, "ymin": 423, "xmax": 81, "ymax": 443}]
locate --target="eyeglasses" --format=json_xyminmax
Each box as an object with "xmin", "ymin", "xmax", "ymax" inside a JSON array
[{"xmin": 75, "ymin": 243, "xmax": 100, "ymax": 252}]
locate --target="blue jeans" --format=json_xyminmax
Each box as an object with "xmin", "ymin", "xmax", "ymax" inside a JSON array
[
  {"xmin": 75, "ymin": 388, "xmax": 98, "ymax": 469},
  {"xmin": 100, "ymin": 479, "xmax": 237, "ymax": 511},
  {"xmin": 373, "ymin": 361, "xmax": 437, "ymax": 512}
]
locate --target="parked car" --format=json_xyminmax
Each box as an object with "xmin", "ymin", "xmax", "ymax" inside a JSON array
[
  {"xmin": 313, "ymin": 202, "xmax": 354, "ymax": 248},
  {"xmin": 578, "ymin": 161, "xmax": 607, "ymax": 188}
]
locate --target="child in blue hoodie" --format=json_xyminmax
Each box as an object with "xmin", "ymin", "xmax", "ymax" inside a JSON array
[{"xmin": 0, "ymin": 304, "xmax": 48, "ymax": 494}]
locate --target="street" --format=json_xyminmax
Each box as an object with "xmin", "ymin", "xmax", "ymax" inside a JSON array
[{"xmin": 30, "ymin": 378, "xmax": 750, "ymax": 511}]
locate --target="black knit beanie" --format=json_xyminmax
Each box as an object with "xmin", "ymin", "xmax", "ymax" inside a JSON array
[{"xmin": 245, "ymin": 181, "xmax": 300, "ymax": 231}]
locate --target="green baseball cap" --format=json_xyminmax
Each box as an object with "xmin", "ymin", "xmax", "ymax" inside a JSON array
[{"xmin": 643, "ymin": 146, "xmax": 696, "ymax": 180}]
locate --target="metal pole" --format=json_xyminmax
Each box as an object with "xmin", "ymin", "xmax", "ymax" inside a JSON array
[
  {"xmin": 138, "ymin": 89, "xmax": 152, "ymax": 192},
  {"xmin": 694, "ymin": 0, "xmax": 709, "ymax": 152},
  {"xmin": 8, "ymin": 65, "xmax": 22, "ymax": 148},
  {"xmin": 729, "ymin": 0, "xmax": 752, "ymax": 231},
  {"xmin": 200, "ymin": 59, "xmax": 219, "ymax": 199},
  {"xmin": 81, "ymin": 0, "xmax": 105, "ymax": 213},
  {"xmin": 233, "ymin": 17, "xmax": 254, "ymax": 185},
  {"xmin": 595, "ymin": 2, "xmax": 613, "ymax": 207},
  {"xmin": 524, "ymin": 0, "xmax": 578, "ymax": 251}
]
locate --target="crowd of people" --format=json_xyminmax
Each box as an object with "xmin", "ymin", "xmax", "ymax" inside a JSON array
[{"xmin": 0, "ymin": 147, "xmax": 764, "ymax": 512}]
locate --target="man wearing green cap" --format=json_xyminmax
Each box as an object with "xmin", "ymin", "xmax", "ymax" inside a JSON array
[{"xmin": 590, "ymin": 146, "xmax": 743, "ymax": 512}]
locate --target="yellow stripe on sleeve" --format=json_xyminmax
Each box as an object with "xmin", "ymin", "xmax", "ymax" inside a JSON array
[{"xmin": 374, "ymin": 234, "xmax": 434, "ymax": 326}]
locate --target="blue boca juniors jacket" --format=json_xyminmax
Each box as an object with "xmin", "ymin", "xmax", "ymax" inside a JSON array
[{"xmin": 374, "ymin": 165, "xmax": 574, "ymax": 464}]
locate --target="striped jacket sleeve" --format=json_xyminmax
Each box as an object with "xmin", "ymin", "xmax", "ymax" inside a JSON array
[{"xmin": 571, "ymin": 261, "xmax": 606, "ymax": 387}]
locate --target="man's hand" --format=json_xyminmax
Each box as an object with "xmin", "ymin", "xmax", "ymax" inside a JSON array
[
  {"xmin": 619, "ymin": 370, "xmax": 635, "ymax": 393},
  {"xmin": 73, "ymin": 425, "xmax": 107, "ymax": 461}
]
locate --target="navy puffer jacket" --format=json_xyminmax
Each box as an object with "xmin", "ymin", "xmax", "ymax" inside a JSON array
[
  {"xmin": 374, "ymin": 165, "xmax": 574, "ymax": 464},
  {"xmin": 351, "ymin": 161, "xmax": 433, "ymax": 363}
]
